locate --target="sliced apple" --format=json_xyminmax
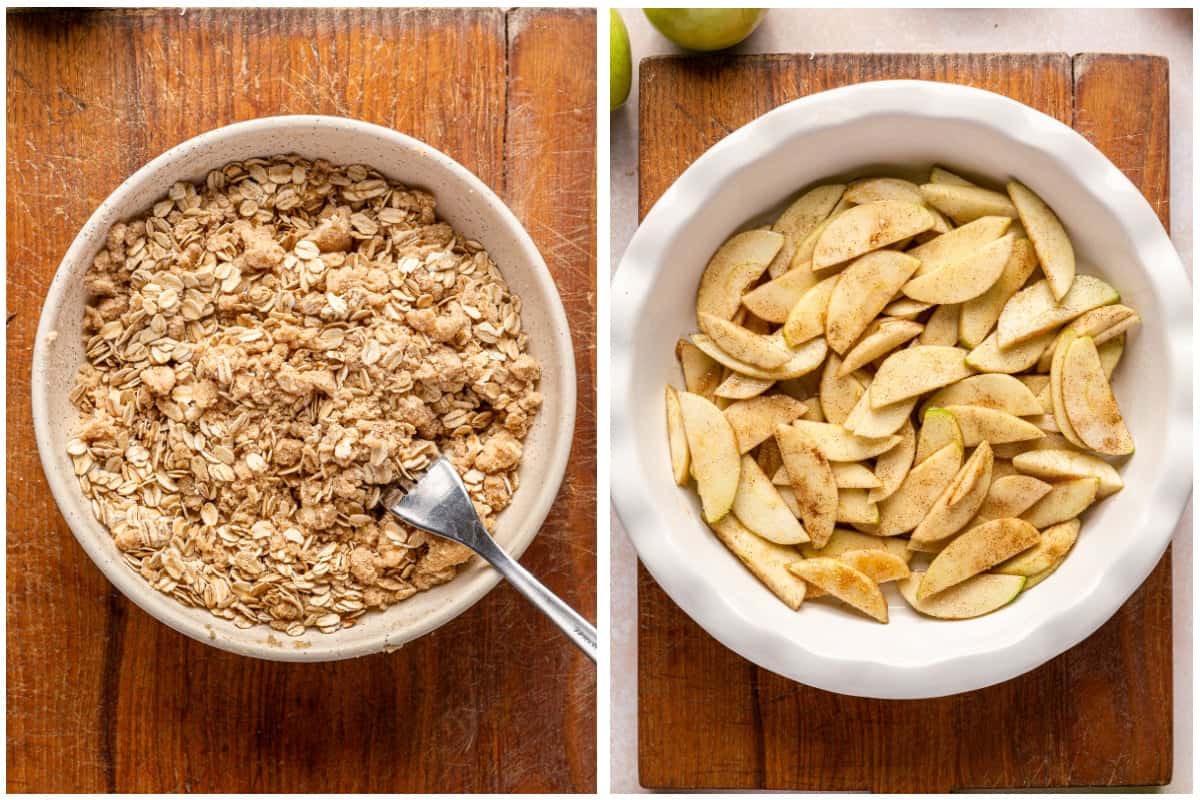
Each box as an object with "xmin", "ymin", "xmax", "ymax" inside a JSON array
[
  {"xmin": 812, "ymin": 201, "xmax": 935, "ymax": 269},
  {"xmin": 823, "ymin": 251, "xmax": 921, "ymax": 353},
  {"xmin": 943, "ymin": 405, "xmax": 1045, "ymax": 447},
  {"xmin": 1016, "ymin": 374, "xmax": 1052, "ymax": 413},
  {"xmin": 697, "ymin": 312, "xmax": 792, "ymax": 369},
  {"xmin": 902, "ymin": 234, "xmax": 1012, "ymax": 304},
  {"xmin": 870, "ymin": 346, "xmax": 973, "ymax": 408},
  {"xmin": 972, "ymin": 475, "xmax": 1053, "ymax": 523},
  {"xmin": 787, "ymin": 197, "xmax": 853, "ymax": 274},
  {"xmin": 714, "ymin": 372, "xmax": 774, "ymax": 400},
  {"xmin": 915, "ymin": 408, "xmax": 963, "ymax": 464},
  {"xmin": 665, "ymin": 386, "xmax": 691, "ymax": 486},
  {"xmin": 781, "ymin": 273, "xmax": 841, "ymax": 347},
  {"xmin": 804, "ymin": 549, "xmax": 910, "ymax": 598},
  {"xmin": 1020, "ymin": 477, "xmax": 1100, "ymax": 528},
  {"xmin": 676, "ymin": 339, "xmax": 722, "ymax": 399},
  {"xmin": 691, "ymin": 333, "xmax": 828, "ymax": 382},
  {"xmin": 836, "ymin": 489, "xmax": 880, "ymax": 525},
  {"xmin": 995, "ymin": 519, "xmax": 1080, "ymax": 577},
  {"xmin": 839, "ymin": 318, "xmax": 923, "ymax": 375},
  {"xmin": 991, "ymin": 459, "xmax": 1018, "ymax": 480},
  {"xmin": 696, "ymin": 229, "xmax": 784, "ymax": 320},
  {"xmin": 996, "ymin": 275, "xmax": 1119, "ymax": 348},
  {"xmin": 900, "ymin": 572, "xmax": 1025, "ymax": 619},
  {"xmin": 918, "ymin": 518, "xmax": 1039, "ymax": 599},
  {"xmin": 819, "ymin": 353, "xmax": 865, "ymax": 425},
  {"xmin": 786, "ymin": 558, "xmax": 888, "ymax": 622},
  {"xmin": 919, "ymin": 183, "xmax": 1017, "ymax": 225},
  {"xmin": 732, "ymin": 455, "xmax": 810, "ymax": 545},
  {"xmin": 775, "ymin": 423, "xmax": 838, "ymax": 547},
  {"xmin": 965, "ymin": 329, "xmax": 1056, "ymax": 374},
  {"xmin": 767, "ymin": 184, "xmax": 848, "ymax": 276},
  {"xmin": 869, "ymin": 419, "xmax": 916, "ymax": 503},
  {"xmin": 709, "ymin": 515, "xmax": 807, "ymax": 610},
  {"xmin": 723, "ymin": 394, "xmax": 808, "ymax": 454},
  {"xmin": 844, "ymin": 177, "xmax": 924, "ymax": 206},
  {"xmin": 1047, "ymin": 328, "xmax": 1088, "ymax": 448},
  {"xmin": 919, "ymin": 302, "xmax": 960, "ymax": 346},
  {"xmin": 910, "ymin": 441, "xmax": 994, "ymax": 548},
  {"xmin": 909, "ymin": 216, "xmax": 1012, "ymax": 276},
  {"xmin": 930, "ymin": 166, "xmax": 976, "ymax": 187},
  {"xmin": 801, "ymin": 528, "xmax": 911, "ymax": 561},
  {"xmin": 832, "ymin": 462, "xmax": 882, "ymax": 489},
  {"xmin": 882, "ymin": 297, "xmax": 933, "ymax": 319},
  {"xmin": 921, "ymin": 374, "xmax": 1043, "ymax": 419},
  {"xmin": 677, "ymin": 392, "xmax": 741, "ymax": 523},
  {"xmin": 1099, "ymin": 335, "xmax": 1124, "ymax": 378},
  {"xmin": 783, "ymin": 420, "xmax": 901, "ymax": 461},
  {"xmin": 991, "ymin": 432, "xmax": 1075, "ymax": 460},
  {"xmin": 1066, "ymin": 303, "xmax": 1141, "ymax": 346},
  {"xmin": 844, "ymin": 390, "xmax": 917, "ymax": 438},
  {"xmin": 1012, "ymin": 449, "xmax": 1123, "ymax": 498},
  {"xmin": 741, "ymin": 265, "xmax": 820, "ymax": 323},
  {"xmin": 1007, "ymin": 180, "xmax": 1075, "ymax": 301},
  {"xmin": 959, "ymin": 236, "xmax": 1040, "ymax": 347},
  {"xmin": 877, "ymin": 441, "xmax": 963, "ymax": 536},
  {"xmin": 1062, "ymin": 336, "xmax": 1134, "ymax": 455}
]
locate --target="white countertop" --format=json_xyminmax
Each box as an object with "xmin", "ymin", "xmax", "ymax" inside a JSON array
[{"xmin": 608, "ymin": 7, "xmax": 1193, "ymax": 793}]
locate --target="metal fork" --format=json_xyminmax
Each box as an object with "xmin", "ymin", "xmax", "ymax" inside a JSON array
[{"xmin": 383, "ymin": 455, "xmax": 597, "ymax": 662}]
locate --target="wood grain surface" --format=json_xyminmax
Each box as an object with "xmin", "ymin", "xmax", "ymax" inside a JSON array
[
  {"xmin": 7, "ymin": 8, "xmax": 596, "ymax": 793},
  {"xmin": 637, "ymin": 52, "xmax": 1172, "ymax": 792}
]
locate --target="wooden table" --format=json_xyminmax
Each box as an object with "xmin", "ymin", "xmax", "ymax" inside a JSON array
[
  {"xmin": 637, "ymin": 52, "xmax": 1172, "ymax": 792},
  {"xmin": 7, "ymin": 8, "xmax": 596, "ymax": 793}
]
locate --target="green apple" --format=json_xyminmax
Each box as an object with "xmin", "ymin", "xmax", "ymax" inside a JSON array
[
  {"xmin": 610, "ymin": 10, "xmax": 632, "ymax": 110},
  {"xmin": 643, "ymin": 9, "xmax": 766, "ymax": 52}
]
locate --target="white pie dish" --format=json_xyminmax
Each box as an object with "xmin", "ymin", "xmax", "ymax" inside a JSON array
[
  {"xmin": 611, "ymin": 80, "xmax": 1191, "ymax": 698},
  {"xmin": 32, "ymin": 115, "xmax": 576, "ymax": 661}
]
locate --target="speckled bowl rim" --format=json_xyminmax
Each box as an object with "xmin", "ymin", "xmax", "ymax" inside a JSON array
[
  {"xmin": 32, "ymin": 115, "xmax": 577, "ymax": 661},
  {"xmin": 611, "ymin": 80, "xmax": 1192, "ymax": 698}
]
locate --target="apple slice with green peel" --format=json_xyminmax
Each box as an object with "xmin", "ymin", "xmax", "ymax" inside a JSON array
[
  {"xmin": 819, "ymin": 353, "xmax": 865, "ymax": 425},
  {"xmin": 921, "ymin": 374, "xmax": 1044, "ymax": 419},
  {"xmin": 972, "ymin": 475, "xmax": 1053, "ymax": 523},
  {"xmin": 877, "ymin": 442, "xmax": 963, "ymax": 536},
  {"xmin": 1020, "ymin": 477, "xmax": 1099, "ymax": 528},
  {"xmin": 919, "ymin": 302, "xmax": 960, "ymax": 346},
  {"xmin": 696, "ymin": 229, "xmax": 784, "ymax": 320},
  {"xmin": 767, "ymin": 184, "xmax": 848, "ymax": 276},
  {"xmin": 1012, "ymin": 449, "xmax": 1123, "ymax": 498},
  {"xmin": 677, "ymin": 391, "xmax": 741, "ymax": 523},
  {"xmin": 723, "ymin": 394, "xmax": 808, "ymax": 454},
  {"xmin": 920, "ymin": 183, "xmax": 1018, "ymax": 224},
  {"xmin": 915, "ymin": 408, "xmax": 963, "ymax": 464},
  {"xmin": 782, "ymin": 420, "xmax": 901, "ymax": 461},
  {"xmin": 1035, "ymin": 304, "xmax": 1141, "ymax": 373},
  {"xmin": 823, "ymin": 251, "xmax": 921, "ymax": 353},
  {"xmin": 959, "ymin": 236, "xmax": 1040, "ymax": 347},
  {"xmin": 801, "ymin": 528, "xmax": 912, "ymax": 561},
  {"xmin": 882, "ymin": 297, "xmax": 933, "ymax": 319},
  {"xmin": 781, "ymin": 273, "xmax": 841, "ymax": 347},
  {"xmin": 1007, "ymin": 180, "xmax": 1075, "ymax": 301},
  {"xmin": 996, "ymin": 275, "xmax": 1119, "ymax": 348},
  {"xmin": 812, "ymin": 201, "xmax": 934, "ymax": 269},
  {"xmin": 676, "ymin": 339, "xmax": 722, "ymax": 398},
  {"xmin": 965, "ymin": 329, "xmax": 1056, "ymax": 374},
  {"xmin": 709, "ymin": 515, "xmax": 807, "ymax": 610},
  {"xmin": 732, "ymin": 455, "xmax": 810, "ymax": 545},
  {"xmin": 870, "ymin": 346, "xmax": 973, "ymax": 408},
  {"xmin": 803, "ymin": 549, "xmax": 911, "ymax": 598},
  {"xmin": 909, "ymin": 216, "xmax": 1012, "ymax": 275},
  {"xmin": 1062, "ymin": 336, "xmax": 1135, "ymax": 455},
  {"xmin": 741, "ymin": 264, "xmax": 821, "ymax": 323},
  {"xmin": 775, "ymin": 423, "xmax": 838, "ymax": 547},
  {"xmin": 1048, "ymin": 329, "xmax": 1087, "ymax": 448},
  {"xmin": 844, "ymin": 390, "xmax": 917, "ymax": 438},
  {"xmin": 930, "ymin": 165, "xmax": 977, "ymax": 187},
  {"xmin": 918, "ymin": 517, "xmax": 1039, "ymax": 599},
  {"xmin": 901, "ymin": 572, "xmax": 1025, "ymax": 619},
  {"xmin": 869, "ymin": 419, "xmax": 916, "ymax": 503},
  {"xmin": 910, "ymin": 442, "xmax": 994, "ymax": 547},
  {"xmin": 902, "ymin": 233, "xmax": 1013, "ymax": 304},
  {"xmin": 665, "ymin": 386, "xmax": 691, "ymax": 486},
  {"xmin": 714, "ymin": 372, "xmax": 773, "ymax": 400},
  {"xmin": 831, "ymin": 462, "xmax": 882, "ymax": 489},
  {"xmin": 839, "ymin": 318, "xmax": 924, "ymax": 375},
  {"xmin": 786, "ymin": 558, "xmax": 888, "ymax": 622},
  {"xmin": 691, "ymin": 333, "xmax": 828, "ymax": 381},
  {"xmin": 844, "ymin": 177, "xmax": 924, "ymax": 205},
  {"xmin": 943, "ymin": 406, "xmax": 1045, "ymax": 447},
  {"xmin": 787, "ymin": 198, "xmax": 854, "ymax": 274},
  {"xmin": 698, "ymin": 312, "xmax": 793, "ymax": 369},
  {"xmin": 836, "ymin": 489, "xmax": 880, "ymax": 525},
  {"xmin": 995, "ymin": 519, "xmax": 1080, "ymax": 577},
  {"xmin": 1023, "ymin": 563, "xmax": 1060, "ymax": 591}
]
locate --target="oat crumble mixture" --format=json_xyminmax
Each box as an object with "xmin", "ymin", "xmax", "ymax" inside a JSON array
[{"xmin": 67, "ymin": 154, "xmax": 543, "ymax": 636}]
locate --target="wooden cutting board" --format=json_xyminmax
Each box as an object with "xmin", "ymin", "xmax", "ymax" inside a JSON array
[
  {"xmin": 7, "ymin": 8, "xmax": 596, "ymax": 793},
  {"xmin": 638, "ymin": 53, "xmax": 1171, "ymax": 792}
]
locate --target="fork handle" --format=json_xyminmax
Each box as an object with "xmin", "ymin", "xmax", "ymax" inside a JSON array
[{"xmin": 473, "ymin": 533, "xmax": 597, "ymax": 663}]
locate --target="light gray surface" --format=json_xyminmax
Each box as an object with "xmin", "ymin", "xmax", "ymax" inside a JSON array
[{"xmin": 609, "ymin": 8, "xmax": 1193, "ymax": 792}]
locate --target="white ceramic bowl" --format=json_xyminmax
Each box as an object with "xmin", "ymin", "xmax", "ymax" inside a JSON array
[
  {"xmin": 612, "ymin": 81, "xmax": 1191, "ymax": 699},
  {"xmin": 33, "ymin": 115, "xmax": 576, "ymax": 661}
]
